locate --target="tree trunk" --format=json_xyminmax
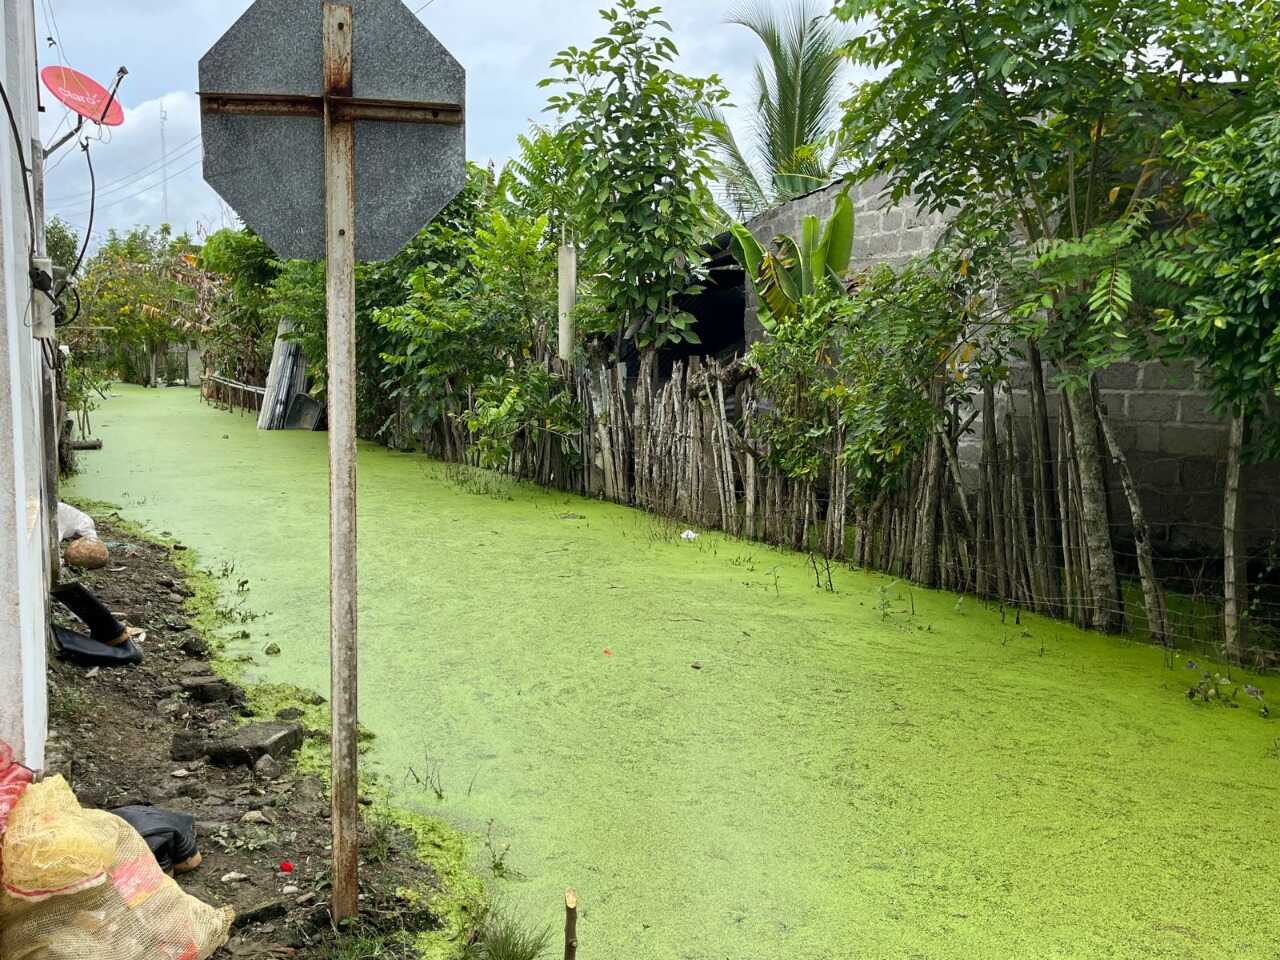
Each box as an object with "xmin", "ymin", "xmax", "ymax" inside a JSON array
[
  {"xmin": 938, "ymin": 420, "xmax": 976, "ymax": 542},
  {"xmin": 975, "ymin": 396, "xmax": 991, "ymax": 597},
  {"xmin": 1096, "ymin": 387, "xmax": 1167, "ymax": 645},
  {"xmin": 1062, "ymin": 371, "xmax": 1123, "ymax": 632},
  {"xmin": 633, "ymin": 352, "xmax": 655, "ymax": 505},
  {"xmin": 982, "ymin": 382, "xmax": 1008, "ymax": 599},
  {"xmin": 1026, "ymin": 343, "xmax": 1059, "ymax": 613},
  {"xmin": 912, "ymin": 426, "xmax": 942, "ymax": 586},
  {"xmin": 1223, "ymin": 410, "xmax": 1247, "ymax": 660},
  {"xmin": 1055, "ymin": 408, "xmax": 1080, "ymax": 625}
]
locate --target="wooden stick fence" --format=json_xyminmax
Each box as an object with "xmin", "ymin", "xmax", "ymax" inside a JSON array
[
  {"xmin": 202, "ymin": 373, "xmax": 266, "ymax": 415},
  {"xmin": 319, "ymin": 352, "xmax": 1279, "ymax": 665}
]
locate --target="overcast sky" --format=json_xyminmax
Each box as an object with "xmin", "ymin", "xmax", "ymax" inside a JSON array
[{"xmin": 36, "ymin": 0, "xmax": 851, "ymax": 252}]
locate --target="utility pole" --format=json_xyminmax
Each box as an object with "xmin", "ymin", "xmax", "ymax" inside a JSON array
[
  {"xmin": 321, "ymin": 3, "xmax": 360, "ymax": 919},
  {"xmin": 558, "ymin": 232, "xmax": 576, "ymax": 365},
  {"xmin": 159, "ymin": 106, "xmax": 170, "ymax": 225},
  {"xmin": 31, "ymin": 138, "xmax": 61, "ymax": 585}
]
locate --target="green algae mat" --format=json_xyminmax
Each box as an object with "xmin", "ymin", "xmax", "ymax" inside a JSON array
[{"xmin": 69, "ymin": 386, "xmax": 1279, "ymax": 959}]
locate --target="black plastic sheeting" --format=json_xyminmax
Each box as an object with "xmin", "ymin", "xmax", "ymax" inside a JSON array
[
  {"xmin": 52, "ymin": 625, "xmax": 143, "ymax": 667},
  {"xmin": 110, "ymin": 806, "xmax": 200, "ymax": 873}
]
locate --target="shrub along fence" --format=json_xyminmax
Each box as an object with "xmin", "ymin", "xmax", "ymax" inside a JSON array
[{"xmin": 417, "ymin": 348, "xmax": 1279, "ymax": 671}]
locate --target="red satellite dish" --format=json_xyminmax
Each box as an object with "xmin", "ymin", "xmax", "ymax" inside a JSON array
[{"xmin": 41, "ymin": 66, "xmax": 125, "ymax": 126}]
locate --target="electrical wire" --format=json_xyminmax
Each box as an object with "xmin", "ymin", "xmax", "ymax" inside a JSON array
[
  {"xmin": 38, "ymin": 0, "xmax": 74, "ymax": 138},
  {"xmin": 40, "ymin": 0, "xmax": 68, "ymax": 64},
  {"xmin": 56, "ymin": 283, "xmax": 81, "ymax": 328},
  {"xmin": 47, "ymin": 132, "xmax": 201, "ymax": 204},
  {"xmin": 69, "ymin": 140, "xmax": 95, "ymax": 278},
  {"xmin": 0, "ymin": 78, "xmax": 37, "ymax": 258},
  {"xmin": 52, "ymin": 154, "xmax": 203, "ymax": 220},
  {"xmin": 47, "ymin": 137, "xmax": 202, "ymax": 208}
]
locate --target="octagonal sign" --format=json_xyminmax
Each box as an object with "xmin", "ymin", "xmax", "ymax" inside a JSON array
[{"xmin": 199, "ymin": 0, "xmax": 466, "ymax": 262}]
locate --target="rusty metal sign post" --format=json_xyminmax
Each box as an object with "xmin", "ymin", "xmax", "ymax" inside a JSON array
[{"xmin": 199, "ymin": 0, "xmax": 465, "ymax": 921}]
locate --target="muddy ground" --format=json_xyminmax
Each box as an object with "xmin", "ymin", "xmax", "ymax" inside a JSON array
[{"xmin": 45, "ymin": 514, "xmax": 448, "ymax": 959}]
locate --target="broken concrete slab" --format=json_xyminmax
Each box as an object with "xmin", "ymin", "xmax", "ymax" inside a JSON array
[
  {"xmin": 181, "ymin": 676, "xmax": 246, "ymax": 705},
  {"xmin": 206, "ymin": 722, "xmax": 304, "ymax": 768}
]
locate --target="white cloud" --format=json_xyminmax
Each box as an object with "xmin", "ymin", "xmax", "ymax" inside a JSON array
[{"xmin": 42, "ymin": 90, "xmax": 229, "ymax": 246}]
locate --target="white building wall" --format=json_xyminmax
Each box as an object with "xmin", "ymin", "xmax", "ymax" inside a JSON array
[{"xmin": 0, "ymin": 0, "xmax": 49, "ymax": 769}]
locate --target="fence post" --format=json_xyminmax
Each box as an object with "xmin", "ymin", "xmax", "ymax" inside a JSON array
[{"xmin": 558, "ymin": 243, "xmax": 577, "ymax": 365}]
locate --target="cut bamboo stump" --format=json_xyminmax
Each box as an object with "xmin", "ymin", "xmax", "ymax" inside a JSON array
[{"xmin": 564, "ymin": 887, "xmax": 578, "ymax": 960}]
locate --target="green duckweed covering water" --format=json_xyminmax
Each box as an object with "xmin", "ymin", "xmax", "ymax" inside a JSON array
[{"xmin": 70, "ymin": 386, "xmax": 1279, "ymax": 959}]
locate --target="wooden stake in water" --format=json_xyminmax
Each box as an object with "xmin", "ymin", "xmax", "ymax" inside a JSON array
[{"xmin": 564, "ymin": 888, "xmax": 578, "ymax": 960}]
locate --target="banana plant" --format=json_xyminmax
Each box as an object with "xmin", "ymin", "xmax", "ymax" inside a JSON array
[{"xmin": 729, "ymin": 185, "xmax": 854, "ymax": 331}]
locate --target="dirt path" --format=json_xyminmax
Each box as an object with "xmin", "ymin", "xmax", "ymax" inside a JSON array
[{"xmin": 47, "ymin": 515, "xmax": 454, "ymax": 959}]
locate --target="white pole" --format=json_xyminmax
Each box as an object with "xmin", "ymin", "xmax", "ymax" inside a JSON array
[
  {"xmin": 322, "ymin": 0, "xmax": 360, "ymax": 922},
  {"xmin": 557, "ymin": 241, "xmax": 576, "ymax": 364}
]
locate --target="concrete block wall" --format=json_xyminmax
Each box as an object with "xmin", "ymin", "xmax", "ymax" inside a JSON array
[
  {"xmin": 1001, "ymin": 355, "xmax": 1280, "ymax": 558},
  {"xmin": 1052, "ymin": 360, "xmax": 1277, "ymax": 558},
  {"xmin": 742, "ymin": 178, "xmax": 948, "ymax": 343},
  {"xmin": 745, "ymin": 184, "xmax": 1280, "ymax": 563}
]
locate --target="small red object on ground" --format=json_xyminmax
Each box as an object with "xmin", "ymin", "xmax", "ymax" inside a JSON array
[
  {"xmin": 41, "ymin": 66, "xmax": 125, "ymax": 126},
  {"xmin": 279, "ymin": 860, "xmax": 294, "ymax": 874}
]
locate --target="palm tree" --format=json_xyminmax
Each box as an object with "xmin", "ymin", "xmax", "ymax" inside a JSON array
[{"xmin": 704, "ymin": 0, "xmax": 848, "ymax": 219}]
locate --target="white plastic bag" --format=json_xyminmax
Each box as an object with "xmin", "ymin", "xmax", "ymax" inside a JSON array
[{"xmin": 57, "ymin": 503, "xmax": 97, "ymax": 542}]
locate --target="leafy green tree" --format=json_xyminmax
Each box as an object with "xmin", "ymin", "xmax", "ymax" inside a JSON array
[
  {"xmin": 745, "ymin": 246, "xmax": 970, "ymax": 571},
  {"xmin": 833, "ymin": 262, "xmax": 968, "ymax": 501},
  {"xmin": 79, "ymin": 226, "xmax": 197, "ymax": 385},
  {"xmin": 543, "ymin": 0, "xmax": 729, "ymax": 354},
  {"xmin": 468, "ymin": 364, "xmax": 581, "ymax": 474},
  {"xmin": 1152, "ymin": 98, "xmax": 1280, "ymax": 656},
  {"xmin": 499, "ymin": 125, "xmax": 581, "ymax": 244},
  {"xmin": 45, "ymin": 216, "xmax": 80, "ymax": 275},
  {"xmin": 199, "ymin": 228, "xmax": 280, "ymax": 385},
  {"xmin": 274, "ymin": 163, "xmax": 495, "ymax": 442},
  {"xmin": 833, "ymin": 0, "xmax": 1280, "ymax": 632},
  {"xmin": 749, "ymin": 254, "xmax": 965, "ymax": 491},
  {"xmin": 748, "ymin": 291, "xmax": 845, "ymax": 484},
  {"xmin": 266, "ymin": 259, "xmax": 326, "ymax": 375},
  {"xmin": 1155, "ymin": 105, "xmax": 1280, "ymax": 432},
  {"xmin": 374, "ymin": 205, "xmax": 576, "ymax": 471},
  {"xmin": 703, "ymin": 0, "xmax": 848, "ymax": 218}
]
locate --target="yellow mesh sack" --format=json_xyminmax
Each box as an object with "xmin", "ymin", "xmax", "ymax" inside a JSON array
[
  {"xmin": 1, "ymin": 776, "xmax": 114, "ymax": 901},
  {"xmin": 0, "ymin": 776, "xmax": 233, "ymax": 960}
]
